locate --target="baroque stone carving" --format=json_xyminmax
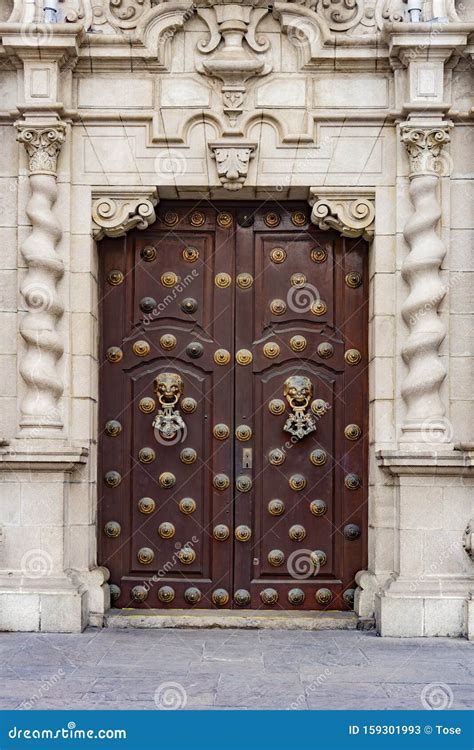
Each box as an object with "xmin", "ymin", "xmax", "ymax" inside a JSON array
[
  {"xmin": 107, "ymin": 0, "xmax": 152, "ymax": 28},
  {"xmin": 209, "ymin": 142, "xmax": 257, "ymax": 191},
  {"xmin": 401, "ymin": 127, "xmax": 451, "ymax": 177},
  {"xmin": 55, "ymin": 0, "xmax": 409, "ymax": 37},
  {"xmin": 57, "ymin": 0, "xmax": 151, "ymax": 31},
  {"xmin": 16, "ymin": 121, "xmax": 67, "ymax": 433},
  {"xmin": 196, "ymin": 3, "xmax": 272, "ymax": 125},
  {"xmin": 308, "ymin": 189, "xmax": 375, "ymax": 241},
  {"xmin": 59, "ymin": 0, "xmax": 92, "ymax": 25},
  {"xmin": 273, "ymin": 0, "xmax": 405, "ymax": 46},
  {"xmin": 17, "ymin": 126, "xmax": 66, "ymax": 176},
  {"xmin": 316, "ymin": 0, "xmax": 365, "ymax": 31},
  {"xmin": 92, "ymin": 187, "xmax": 158, "ymax": 240},
  {"xmin": 400, "ymin": 123, "xmax": 452, "ymax": 442},
  {"xmin": 327, "ymin": 0, "xmax": 405, "ymax": 33}
]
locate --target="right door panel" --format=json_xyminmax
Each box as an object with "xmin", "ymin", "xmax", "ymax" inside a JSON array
[{"xmin": 233, "ymin": 208, "xmax": 368, "ymax": 610}]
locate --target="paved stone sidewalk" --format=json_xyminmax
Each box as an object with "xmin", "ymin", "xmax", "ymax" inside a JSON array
[{"xmin": 0, "ymin": 628, "xmax": 472, "ymax": 710}]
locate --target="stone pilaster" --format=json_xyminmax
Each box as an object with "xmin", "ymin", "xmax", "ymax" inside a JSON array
[
  {"xmin": 400, "ymin": 123, "xmax": 452, "ymax": 443},
  {"xmin": 16, "ymin": 120, "xmax": 66, "ymax": 436}
]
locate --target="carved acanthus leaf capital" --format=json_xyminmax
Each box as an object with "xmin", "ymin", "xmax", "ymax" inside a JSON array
[
  {"xmin": 401, "ymin": 124, "xmax": 452, "ymax": 178},
  {"xmin": 92, "ymin": 188, "xmax": 159, "ymax": 240},
  {"xmin": 209, "ymin": 142, "xmax": 257, "ymax": 191},
  {"xmin": 308, "ymin": 189, "xmax": 375, "ymax": 241},
  {"xmin": 16, "ymin": 124, "xmax": 66, "ymax": 176}
]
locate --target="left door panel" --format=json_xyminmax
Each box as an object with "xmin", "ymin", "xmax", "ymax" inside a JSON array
[{"xmin": 99, "ymin": 208, "xmax": 235, "ymax": 609}]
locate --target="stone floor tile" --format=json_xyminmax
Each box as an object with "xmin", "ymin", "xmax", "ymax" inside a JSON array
[
  {"xmin": 263, "ymin": 644, "xmax": 369, "ymax": 672},
  {"xmin": 26, "ymin": 699, "xmax": 155, "ymax": 710},
  {"xmin": 0, "ymin": 699, "xmax": 23, "ymax": 709},
  {"xmin": 303, "ymin": 682, "xmax": 393, "ymax": 711},
  {"xmin": 382, "ymin": 683, "xmax": 474, "ymax": 710},
  {"xmin": 215, "ymin": 674, "xmax": 306, "ymax": 709},
  {"xmin": 299, "ymin": 661, "xmax": 472, "ymax": 685},
  {"xmin": 0, "ymin": 629, "xmax": 471, "ymax": 712}
]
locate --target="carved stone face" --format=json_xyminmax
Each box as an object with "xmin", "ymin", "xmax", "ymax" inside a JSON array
[
  {"xmin": 154, "ymin": 373, "xmax": 184, "ymax": 406},
  {"xmin": 283, "ymin": 375, "xmax": 313, "ymax": 409}
]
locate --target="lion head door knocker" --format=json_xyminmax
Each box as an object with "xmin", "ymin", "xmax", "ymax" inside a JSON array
[
  {"xmin": 283, "ymin": 375, "xmax": 317, "ymax": 440},
  {"xmin": 152, "ymin": 373, "xmax": 186, "ymax": 442}
]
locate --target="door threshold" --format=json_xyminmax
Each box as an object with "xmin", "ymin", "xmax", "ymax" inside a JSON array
[{"xmin": 104, "ymin": 608, "xmax": 370, "ymax": 631}]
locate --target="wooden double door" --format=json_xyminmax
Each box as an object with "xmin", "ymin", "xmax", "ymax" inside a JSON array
[{"xmin": 99, "ymin": 202, "xmax": 368, "ymax": 611}]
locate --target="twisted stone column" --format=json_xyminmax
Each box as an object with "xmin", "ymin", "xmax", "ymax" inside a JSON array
[
  {"xmin": 16, "ymin": 123, "xmax": 66, "ymax": 435},
  {"xmin": 400, "ymin": 124, "xmax": 451, "ymax": 443}
]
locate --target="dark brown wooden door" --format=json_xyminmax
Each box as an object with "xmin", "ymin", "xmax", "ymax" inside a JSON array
[{"xmin": 99, "ymin": 202, "xmax": 367, "ymax": 611}]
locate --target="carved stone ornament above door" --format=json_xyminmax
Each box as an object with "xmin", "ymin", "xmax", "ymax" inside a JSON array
[
  {"xmin": 209, "ymin": 142, "xmax": 257, "ymax": 191},
  {"xmin": 92, "ymin": 187, "xmax": 159, "ymax": 240},
  {"xmin": 195, "ymin": 3, "xmax": 272, "ymax": 126},
  {"xmin": 55, "ymin": 0, "xmax": 417, "ymax": 38},
  {"xmin": 308, "ymin": 188, "xmax": 375, "ymax": 242}
]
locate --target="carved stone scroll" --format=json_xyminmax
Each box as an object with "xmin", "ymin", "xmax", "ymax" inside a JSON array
[
  {"xmin": 400, "ymin": 123, "xmax": 452, "ymax": 443},
  {"xmin": 308, "ymin": 189, "xmax": 375, "ymax": 241},
  {"xmin": 92, "ymin": 187, "xmax": 158, "ymax": 240},
  {"xmin": 16, "ymin": 121, "xmax": 67, "ymax": 434}
]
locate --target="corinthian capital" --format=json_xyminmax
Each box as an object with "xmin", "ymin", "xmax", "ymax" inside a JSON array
[
  {"xmin": 16, "ymin": 124, "xmax": 66, "ymax": 176},
  {"xmin": 401, "ymin": 125, "xmax": 452, "ymax": 178}
]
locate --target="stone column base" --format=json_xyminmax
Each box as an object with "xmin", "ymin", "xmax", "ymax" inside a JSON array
[
  {"xmin": 0, "ymin": 443, "xmax": 110, "ymax": 632},
  {"xmin": 372, "ymin": 449, "xmax": 474, "ymax": 638},
  {"xmin": 77, "ymin": 567, "xmax": 111, "ymax": 628},
  {"xmin": 375, "ymin": 584, "xmax": 468, "ymax": 637},
  {"xmin": 0, "ymin": 566, "xmax": 110, "ymax": 632},
  {"xmin": 0, "ymin": 575, "xmax": 87, "ymax": 633}
]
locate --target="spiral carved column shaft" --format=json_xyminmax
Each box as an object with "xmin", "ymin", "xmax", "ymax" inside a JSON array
[
  {"xmin": 16, "ymin": 124, "xmax": 66, "ymax": 434},
  {"xmin": 400, "ymin": 125, "xmax": 451, "ymax": 442}
]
